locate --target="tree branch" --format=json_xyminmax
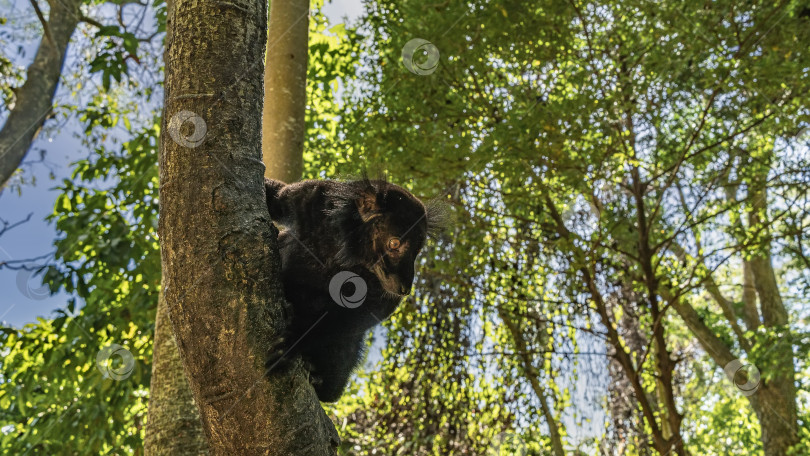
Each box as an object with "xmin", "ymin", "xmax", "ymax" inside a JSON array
[
  {"xmin": 0, "ymin": 0, "xmax": 81, "ymax": 189},
  {"xmin": 541, "ymin": 194, "xmax": 674, "ymax": 453},
  {"xmin": 499, "ymin": 309, "xmax": 567, "ymax": 456},
  {"xmin": 29, "ymin": 0, "xmax": 55, "ymax": 48},
  {"xmin": 659, "ymin": 286, "xmax": 736, "ymax": 368},
  {"xmin": 745, "ymin": 150, "xmax": 788, "ymax": 327},
  {"xmin": 668, "ymin": 240, "xmax": 751, "ymax": 351}
]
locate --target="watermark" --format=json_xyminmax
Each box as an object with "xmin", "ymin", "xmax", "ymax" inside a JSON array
[
  {"xmin": 329, "ymin": 271, "xmax": 367, "ymax": 308},
  {"xmin": 487, "ymin": 431, "xmax": 528, "ymax": 456},
  {"xmin": 167, "ymin": 110, "xmax": 207, "ymax": 148},
  {"xmin": 561, "ymin": 197, "xmax": 599, "ymax": 234},
  {"xmin": 723, "ymin": 358, "xmax": 760, "ymax": 397},
  {"xmin": 96, "ymin": 344, "xmax": 135, "ymax": 380},
  {"xmin": 401, "ymin": 38, "xmax": 440, "ymax": 75},
  {"xmin": 16, "ymin": 266, "xmax": 50, "ymax": 301}
]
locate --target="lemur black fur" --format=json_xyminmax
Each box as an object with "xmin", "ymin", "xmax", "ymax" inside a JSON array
[{"xmin": 264, "ymin": 177, "xmax": 440, "ymax": 402}]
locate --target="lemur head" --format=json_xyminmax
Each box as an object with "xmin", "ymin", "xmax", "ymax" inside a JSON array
[{"xmin": 329, "ymin": 178, "xmax": 443, "ymax": 297}]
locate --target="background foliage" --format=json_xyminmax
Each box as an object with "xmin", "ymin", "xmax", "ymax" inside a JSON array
[{"xmin": 1, "ymin": 0, "xmax": 809, "ymax": 454}]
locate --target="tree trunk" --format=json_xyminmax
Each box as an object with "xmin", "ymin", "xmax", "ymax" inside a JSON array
[
  {"xmin": 262, "ymin": 0, "xmax": 310, "ymax": 183},
  {"xmin": 156, "ymin": 0, "xmax": 338, "ymax": 452},
  {"xmin": 144, "ymin": 291, "xmax": 209, "ymax": 455},
  {"xmin": 750, "ymin": 382, "xmax": 799, "ymax": 456},
  {"xmin": 665, "ymin": 150, "xmax": 799, "ymax": 455},
  {"xmin": 0, "ymin": 0, "xmax": 81, "ymax": 188},
  {"xmin": 666, "ymin": 281, "xmax": 798, "ymax": 456},
  {"xmin": 500, "ymin": 310, "xmax": 566, "ymax": 456},
  {"xmin": 744, "ymin": 158, "xmax": 798, "ymax": 455}
]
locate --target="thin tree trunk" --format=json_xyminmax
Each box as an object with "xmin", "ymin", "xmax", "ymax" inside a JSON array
[
  {"xmin": 543, "ymin": 194, "xmax": 681, "ymax": 455},
  {"xmin": 496, "ymin": 224, "xmax": 566, "ymax": 456},
  {"xmin": 0, "ymin": 0, "xmax": 81, "ymax": 188},
  {"xmin": 629, "ymin": 166, "xmax": 685, "ymax": 456},
  {"xmin": 157, "ymin": 0, "xmax": 337, "ymax": 452},
  {"xmin": 262, "ymin": 0, "xmax": 310, "ymax": 183},
  {"xmin": 741, "ymin": 260, "xmax": 760, "ymax": 330},
  {"xmin": 744, "ymin": 165, "xmax": 798, "ymax": 455},
  {"xmin": 500, "ymin": 311, "xmax": 566, "ymax": 456}
]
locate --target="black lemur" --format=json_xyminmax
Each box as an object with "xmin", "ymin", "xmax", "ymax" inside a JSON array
[{"xmin": 263, "ymin": 177, "xmax": 440, "ymax": 402}]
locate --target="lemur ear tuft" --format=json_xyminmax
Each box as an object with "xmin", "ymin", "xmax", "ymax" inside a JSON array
[
  {"xmin": 425, "ymin": 197, "xmax": 451, "ymax": 238},
  {"xmin": 355, "ymin": 189, "xmax": 383, "ymax": 222}
]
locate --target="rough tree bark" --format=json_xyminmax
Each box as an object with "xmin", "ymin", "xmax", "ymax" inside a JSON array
[
  {"xmin": 154, "ymin": 0, "xmax": 338, "ymax": 452},
  {"xmin": 0, "ymin": 0, "xmax": 81, "ymax": 188},
  {"xmin": 262, "ymin": 0, "xmax": 310, "ymax": 183},
  {"xmin": 146, "ymin": 0, "xmax": 315, "ymax": 451},
  {"xmin": 144, "ymin": 290, "xmax": 208, "ymax": 455}
]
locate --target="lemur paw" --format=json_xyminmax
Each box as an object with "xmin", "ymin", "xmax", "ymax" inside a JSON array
[
  {"xmin": 308, "ymin": 371, "xmax": 324, "ymax": 387},
  {"xmin": 298, "ymin": 358, "xmax": 323, "ymax": 387},
  {"xmin": 264, "ymin": 336, "xmax": 294, "ymax": 374}
]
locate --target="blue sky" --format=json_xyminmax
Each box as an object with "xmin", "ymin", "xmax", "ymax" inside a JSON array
[{"xmin": 0, "ymin": 0, "xmax": 363, "ymax": 328}]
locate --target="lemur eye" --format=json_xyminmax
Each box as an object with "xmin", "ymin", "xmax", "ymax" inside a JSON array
[{"xmin": 387, "ymin": 237, "xmax": 401, "ymax": 250}]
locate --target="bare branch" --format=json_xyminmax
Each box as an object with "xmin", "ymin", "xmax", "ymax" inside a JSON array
[
  {"xmin": 0, "ymin": 212, "xmax": 33, "ymax": 238},
  {"xmin": 29, "ymin": 0, "xmax": 55, "ymax": 48}
]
